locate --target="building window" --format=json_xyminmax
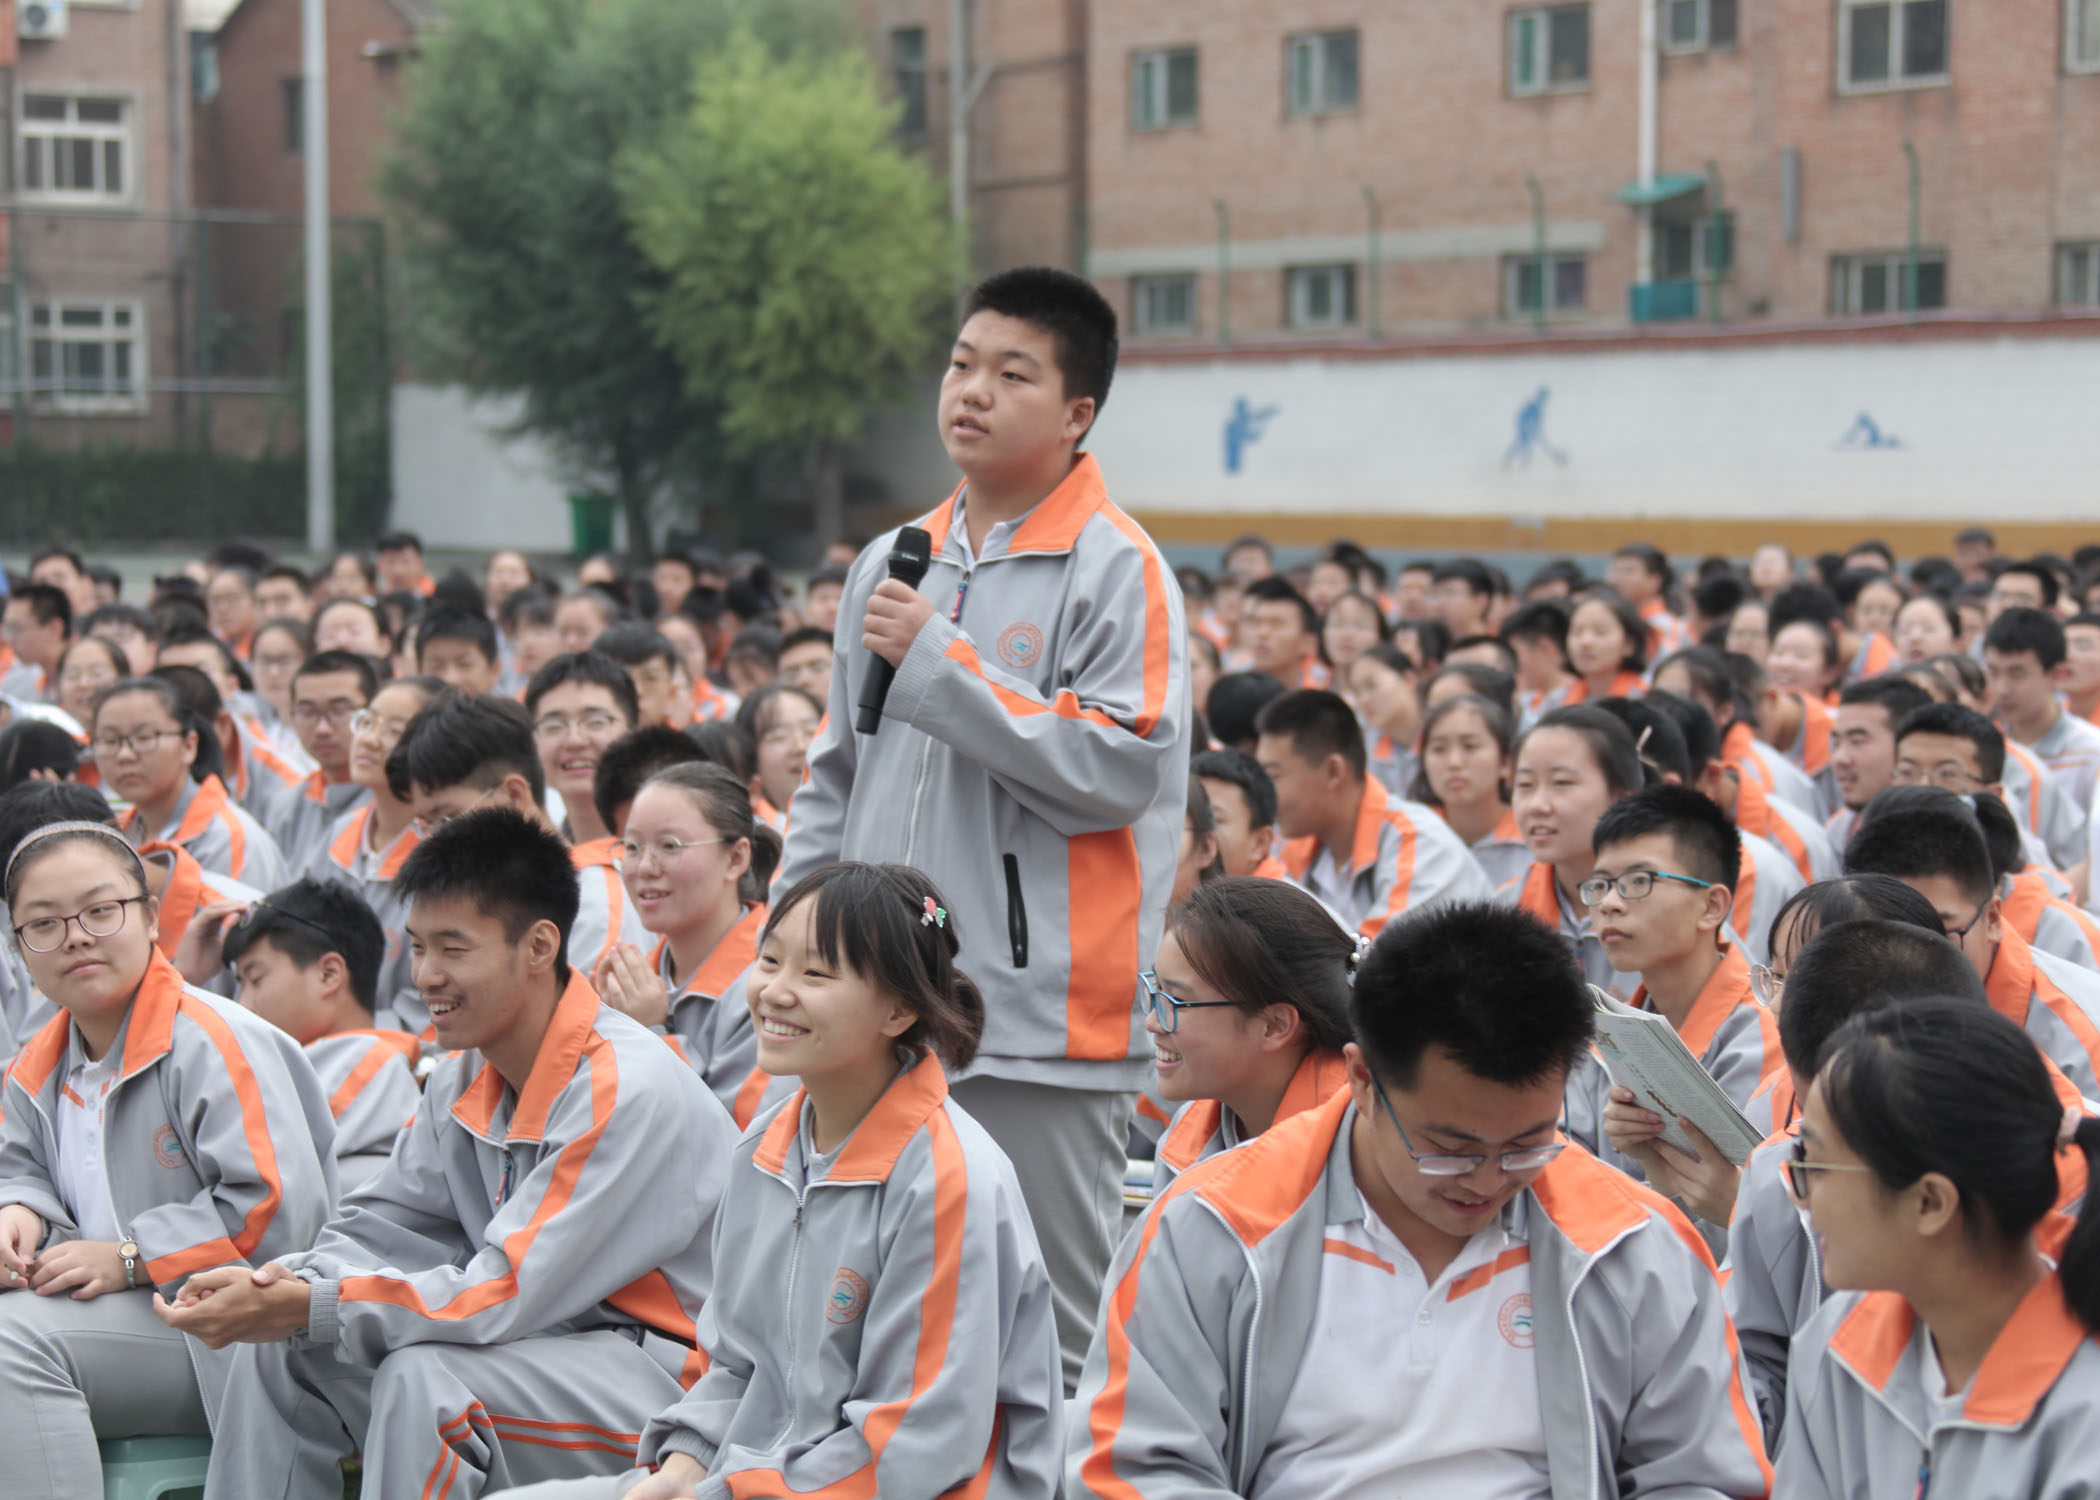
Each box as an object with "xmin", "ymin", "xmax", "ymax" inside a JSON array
[
  {"xmin": 26, "ymin": 301, "xmax": 146, "ymax": 414},
  {"xmin": 2070, "ymin": 0, "xmax": 2100, "ymax": 71},
  {"xmin": 1287, "ymin": 30, "xmax": 1360, "ymax": 116},
  {"xmin": 1839, "ymin": 0, "xmax": 1950, "ymax": 91},
  {"xmin": 1656, "ymin": 214, "xmax": 1734, "ymax": 280},
  {"xmin": 2056, "ymin": 242, "xmax": 2100, "ymax": 304},
  {"xmin": 18, "ymin": 95, "xmax": 131, "ymax": 203},
  {"xmin": 191, "ymin": 36, "xmax": 221, "ymax": 105},
  {"xmin": 1664, "ymin": 0, "xmax": 1740, "ymax": 52},
  {"xmin": 282, "ymin": 78, "xmax": 304, "ymax": 156},
  {"xmin": 1830, "ymin": 251, "xmax": 1948, "ymax": 314},
  {"xmin": 1286, "ymin": 264, "xmax": 1358, "ymax": 330},
  {"xmin": 1132, "ymin": 274, "xmax": 1198, "ymax": 336},
  {"xmin": 1509, "ymin": 5, "xmax": 1592, "ymax": 95},
  {"xmin": 893, "ymin": 27, "xmax": 928, "ymax": 137},
  {"xmin": 1132, "ymin": 47, "xmax": 1199, "ymax": 130},
  {"xmin": 1504, "ymin": 254, "xmax": 1588, "ymax": 316}
]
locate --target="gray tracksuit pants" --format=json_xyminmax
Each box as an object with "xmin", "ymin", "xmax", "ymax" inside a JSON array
[
  {"xmin": 0, "ymin": 1286, "xmax": 210, "ymax": 1500},
  {"xmin": 203, "ymin": 1329, "xmax": 683, "ymax": 1500}
]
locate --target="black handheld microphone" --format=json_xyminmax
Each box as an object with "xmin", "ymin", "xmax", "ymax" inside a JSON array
[{"xmin": 855, "ymin": 526, "xmax": 934, "ymax": 735}]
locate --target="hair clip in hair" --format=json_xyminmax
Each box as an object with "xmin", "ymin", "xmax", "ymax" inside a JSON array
[
  {"xmin": 921, "ymin": 897, "xmax": 947, "ymax": 930},
  {"xmin": 1346, "ymin": 932, "xmax": 1372, "ymax": 982}
]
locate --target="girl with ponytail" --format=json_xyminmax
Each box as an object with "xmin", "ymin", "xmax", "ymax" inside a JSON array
[
  {"xmin": 598, "ymin": 761, "xmax": 785, "ymax": 1127},
  {"xmin": 513, "ymin": 861, "xmax": 1063, "ymax": 1500},
  {"xmin": 1777, "ymin": 997, "xmax": 2100, "ymax": 1496}
]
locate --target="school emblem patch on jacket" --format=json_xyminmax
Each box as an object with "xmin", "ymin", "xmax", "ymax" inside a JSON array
[
  {"xmin": 996, "ymin": 621, "xmax": 1045, "ymax": 670},
  {"xmin": 827, "ymin": 1266, "xmax": 871, "ymax": 1324}
]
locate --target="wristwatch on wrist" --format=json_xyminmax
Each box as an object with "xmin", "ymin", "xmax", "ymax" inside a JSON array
[{"xmin": 118, "ymin": 1239, "xmax": 139, "ymax": 1289}]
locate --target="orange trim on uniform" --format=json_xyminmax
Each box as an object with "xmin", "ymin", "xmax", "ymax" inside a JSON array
[
  {"xmin": 140, "ymin": 841, "xmax": 210, "ymax": 961},
  {"xmin": 1446, "ymin": 1245, "xmax": 1532, "ymax": 1301},
  {"xmin": 1250, "ymin": 854, "xmax": 1290, "ymax": 882},
  {"xmin": 1514, "ymin": 861, "xmax": 1561, "ymax": 929},
  {"xmin": 1065, "ymin": 828, "xmax": 1143, "ymax": 1060},
  {"xmin": 720, "ymin": 1099, "xmax": 975, "ymax": 1500},
  {"xmin": 1853, "ymin": 631, "xmax": 1897, "ymax": 679},
  {"xmin": 2005, "ymin": 742, "xmax": 2050, "ymax": 831},
  {"xmin": 325, "ymin": 1032, "xmax": 419, "ymax": 1119},
  {"xmin": 1987, "ymin": 926, "xmax": 2100, "ymax": 1084},
  {"xmin": 1322, "ymin": 1238, "xmax": 1395, "ymax": 1275},
  {"xmin": 145, "ymin": 994, "xmax": 288, "ymax": 1282},
  {"xmin": 1789, "ymin": 692, "xmax": 1834, "ymax": 777},
  {"xmin": 1733, "ymin": 774, "xmax": 1813, "ymax": 883},
  {"xmin": 1720, "ymin": 722, "xmax": 1773, "ymax": 794},
  {"xmin": 730, "ymin": 1066, "xmax": 773, "ymax": 1131},
  {"xmin": 1276, "ymin": 778, "xmax": 1421, "ymax": 935},
  {"xmin": 1629, "ymin": 945, "xmax": 1782, "ymax": 1084},
  {"xmin": 1829, "ymin": 1273, "xmax": 2090, "ymax": 1428},
  {"xmin": 1096, "ymin": 503, "xmax": 1177, "ymax": 740},
  {"xmin": 604, "ymin": 1267, "xmax": 712, "ymax": 1388},
  {"xmin": 943, "ymin": 636, "xmax": 1121, "ymax": 730},
  {"xmin": 450, "ymin": 971, "xmax": 602, "ymax": 1143},
  {"xmin": 349, "ymin": 981, "xmax": 613, "ymax": 1322},
  {"xmin": 1561, "ymin": 670, "xmax": 1647, "ymax": 706},
  {"xmin": 661, "ymin": 902, "xmax": 767, "ymax": 1001},
  {"xmin": 1156, "ymin": 1047, "xmax": 1349, "ymax": 1175},
  {"xmin": 2003, "ymin": 869, "xmax": 2100, "ymax": 961}
]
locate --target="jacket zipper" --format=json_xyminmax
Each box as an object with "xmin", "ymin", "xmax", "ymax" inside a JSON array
[
  {"xmin": 1003, "ymin": 854, "xmax": 1029, "ymax": 969},
  {"xmin": 779, "ymin": 1178, "xmax": 810, "ymax": 1436},
  {"xmin": 901, "ymin": 563, "xmax": 966, "ymax": 865}
]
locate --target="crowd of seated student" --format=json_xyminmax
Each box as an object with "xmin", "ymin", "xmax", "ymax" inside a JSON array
[{"xmin": 13, "ymin": 305, "xmax": 2100, "ymax": 1494}]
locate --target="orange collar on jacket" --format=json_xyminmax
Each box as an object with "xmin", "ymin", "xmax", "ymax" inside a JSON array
[
  {"xmin": 1828, "ymin": 1272, "xmax": 2091, "ymax": 1428},
  {"xmin": 449, "ymin": 969, "xmax": 604, "ymax": 1144},
  {"xmin": 139, "ymin": 840, "xmax": 210, "ymax": 960},
  {"xmin": 1562, "ymin": 670, "xmax": 1646, "ymax": 707},
  {"xmin": 1279, "ymin": 776, "xmax": 1395, "ymax": 881},
  {"xmin": 652, "ymin": 902, "xmax": 768, "ymax": 1000},
  {"xmin": 10, "ymin": 949, "xmax": 193, "ymax": 1096},
  {"xmin": 326, "ymin": 805, "xmax": 419, "ymax": 878},
  {"xmin": 1157, "ymin": 1047, "xmax": 1350, "ymax": 1174},
  {"xmin": 1628, "ymin": 944, "xmax": 1761, "ymax": 1064},
  {"xmin": 752, "ymin": 1048, "xmax": 952, "ymax": 1185},
  {"xmin": 916, "ymin": 454, "xmax": 1109, "ymax": 559},
  {"xmin": 1515, "ymin": 861, "xmax": 1562, "ymax": 928},
  {"xmin": 1792, "ymin": 692, "xmax": 1834, "ymax": 776},
  {"xmin": 119, "ymin": 773, "xmax": 234, "ymax": 850},
  {"xmin": 1984, "ymin": 924, "xmax": 2044, "ymax": 1030}
]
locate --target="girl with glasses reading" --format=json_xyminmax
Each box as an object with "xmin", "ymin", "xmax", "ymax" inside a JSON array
[
  {"xmin": 1777, "ymin": 998, "xmax": 2100, "ymax": 1497},
  {"xmin": 0, "ymin": 821, "xmax": 335, "ymax": 1499},
  {"xmin": 1146, "ymin": 878, "xmax": 1356, "ymax": 1192},
  {"xmin": 598, "ymin": 763, "xmax": 787, "ymax": 1127}
]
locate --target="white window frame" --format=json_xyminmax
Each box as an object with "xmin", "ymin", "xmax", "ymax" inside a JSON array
[
  {"xmin": 17, "ymin": 92, "xmax": 135, "ymax": 206},
  {"xmin": 25, "ymin": 299, "xmax": 148, "ymax": 415},
  {"xmin": 2068, "ymin": 0, "xmax": 2100, "ymax": 73},
  {"xmin": 1662, "ymin": 0, "xmax": 1740, "ymax": 54},
  {"xmin": 1502, "ymin": 253, "xmax": 1589, "ymax": 318},
  {"xmin": 1830, "ymin": 251, "xmax": 1948, "ymax": 314},
  {"xmin": 1837, "ymin": 0, "xmax": 1951, "ymax": 94},
  {"xmin": 1286, "ymin": 29, "xmax": 1360, "ymax": 117},
  {"xmin": 2055, "ymin": 241, "xmax": 2100, "ymax": 305},
  {"xmin": 1508, "ymin": 4, "xmax": 1593, "ymax": 96},
  {"xmin": 1131, "ymin": 274, "xmax": 1199, "ymax": 337},
  {"xmin": 1131, "ymin": 46, "xmax": 1199, "ymax": 131},
  {"xmin": 1286, "ymin": 264, "xmax": 1358, "ymax": 330}
]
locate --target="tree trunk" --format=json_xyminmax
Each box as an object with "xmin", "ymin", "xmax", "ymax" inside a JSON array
[
  {"xmin": 614, "ymin": 426, "xmax": 653, "ymax": 559},
  {"xmin": 812, "ymin": 441, "xmax": 846, "ymax": 549}
]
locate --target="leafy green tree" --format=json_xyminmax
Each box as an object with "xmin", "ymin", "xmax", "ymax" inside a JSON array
[
  {"xmin": 621, "ymin": 30, "xmax": 952, "ymax": 543},
  {"xmin": 382, "ymin": 0, "xmax": 843, "ymax": 551}
]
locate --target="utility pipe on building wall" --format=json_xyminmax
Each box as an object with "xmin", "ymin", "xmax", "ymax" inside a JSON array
[
  {"xmin": 303, "ymin": 0, "xmax": 335, "ymax": 553},
  {"xmin": 1213, "ymin": 198, "xmax": 1231, "ymax": 346},
  {"xmin": 1361, "ymin": 187, "xmax": 1381, "ymax": 341},
  {"xmin": 1636, "ymin": 0, "xmax": 1659, "ymax": 287},
  {"xmin": 948, "ymin": 0, "xmax": 993, "ymax": 312},
  {"xmin": 1902, "ymin": 140, "xmax": 1921, "ymax": 321},
  {"xmin": 1525, "ymin": 173, "xmax": 1546, "ymax": 336}
]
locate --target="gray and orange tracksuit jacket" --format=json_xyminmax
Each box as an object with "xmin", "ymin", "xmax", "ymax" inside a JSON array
[
  {"xmin": 1275, "ymin": 778, "xmax": 1495, "ymax": 939},
  {"xmin": 281, "ymin": 972, "xmax": 734, "ymax": 1385},
  {"xmin": 1071, "ymin": 1089, "xmax": 1773, "ymax": 1499},
  {"xmin": 304, "ymin": 1028, "xmax": 423, "ymax": 1189},
  {"xmin": 636, "ymin": 1052, "xmax": 1065, "ymax": 1499},
  {"xmin": 651, "ymin": 904, "xmax": 790, "ymax": 1129},
  {"xmin": 1150, "ymin": 1047, "xmax": 1348, "ymax": 1194},
  {"xmin": 119, "ymin": 772, "xmax": 291, "ymax": 892},
  {"xmin": 778, "ymin": 456, "xmax": 1189, "ymax": 1092}
]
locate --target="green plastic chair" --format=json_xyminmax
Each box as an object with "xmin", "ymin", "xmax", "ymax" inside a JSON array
[{"xmin": 100, "ymin": 1435, "xmax": 211, "ymax": 1500}]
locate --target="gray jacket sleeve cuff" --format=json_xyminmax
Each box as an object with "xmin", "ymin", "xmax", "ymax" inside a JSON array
[
  {"xmin": 887, "ymin": 613, "xmax": 959, "ymax": 726},
  {"xmin": 295, "ymin": 1277, "xmax": 341, "ymax": 1348}
]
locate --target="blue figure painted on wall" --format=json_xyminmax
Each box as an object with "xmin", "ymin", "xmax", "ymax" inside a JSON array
[
  {"xmin": 1503, "ymin": 386, "xmax": 1567, "ymax": 469},
  {"xmin": 1838, "ymin": 412, "xmax": 1904, "ymax": 449},
  {"xmin": 1224, "ymin": 397, "xmax": 1279, "ymax": 474}
]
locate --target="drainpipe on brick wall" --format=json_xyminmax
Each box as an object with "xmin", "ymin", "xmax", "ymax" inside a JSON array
[
  {"xmin": 1212, "ymin": 198, "xmax": 1231, "ymax": 347},
  {"xmin": 1902, "ymin": 140, "xmax": 1921, "ymax": 322},
  {"xmin": 1361, "ymin": 186, "xmax": 1381, "ymax": 341},
  {"xmin": 1636, "ymin": 0, "xmax": 1658, "ymax": 288}
]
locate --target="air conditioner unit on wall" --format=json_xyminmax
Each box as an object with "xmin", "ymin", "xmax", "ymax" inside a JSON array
[{"xmin": 20, "ymin": 0, "xmax": 70, "ymax": 41}]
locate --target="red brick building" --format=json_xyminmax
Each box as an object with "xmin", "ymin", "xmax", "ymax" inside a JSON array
[{"xmin": 1085, "ymin": 0, "xmax": 2100, "ymax": 344}]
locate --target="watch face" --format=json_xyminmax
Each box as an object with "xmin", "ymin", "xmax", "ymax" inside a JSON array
[{"xmin": 119, "ymin": 1241, "xmax": 138, "ymax": 1258}]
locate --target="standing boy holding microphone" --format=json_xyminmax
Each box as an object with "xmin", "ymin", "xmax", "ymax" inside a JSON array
[{"xmin": 778, "ymin": 267, "xmax": 1189, "ymax": 1387}]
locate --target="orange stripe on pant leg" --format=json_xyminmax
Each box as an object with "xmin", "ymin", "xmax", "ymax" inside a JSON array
[{"xmin": 1066, "ymin": 829, "xmax": 1141, "ymax": 1060}]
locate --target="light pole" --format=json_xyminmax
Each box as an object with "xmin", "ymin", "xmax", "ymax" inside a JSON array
[{"xmin": 302, "ymin": 0, "xmax": 334, "ymax": 553}]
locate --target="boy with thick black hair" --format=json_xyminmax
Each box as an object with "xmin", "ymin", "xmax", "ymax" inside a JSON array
[
  {"xmin": 592, "ymin": 726, "xmax": 706, "ymax": 837},
  {"xmin": 1574, "ymin": 786, "xmax": 1781, "ymax": 1207},
  {"xmin": 1255, "ymin": 688, "xmax": 1490, "ymax": 937},
  {"xmin": 168, "ymin": 809, "xmax": 734, "ymax": 1499},
  {"xmin": 1191, "ymin": 746, "xmax": 1282, "ymax": 879},
  {"xmin": 1985, "ymin": 605, "xmax": 2100, "ymax": 812},
  {"xmin": 1242, "ymin": 576, "xmax": 1325, "ymax": 690},
  {"xmin": 1498, "ymin": 599, "xmax": 1576, "ymax": 720},
  {"xmin": 1845, "ymin": 797, "xmax": 2100, "ymax": 1094},
  {"xmin": 415, "ymin": 607, "xmax": 502, "ymax": 696},
  {"xmin": 268, "ymin": 649, "xmax": 380, "ymax": 873},
  {"xmin": 1827, "ymin": 675, "xmax": 1936, "ymax": 846},
  {"xmin": 0, "ymin": 582, "xmax": 69, "ymax": 701},
  {"xmin": 221, "ymin": 877, "xmax": 421, "ymax": 1187},
  {"xmin": 1074, "ymin": 902, "xmax": 1770, "ymax": 1497},
  {"xmin": 1428, "ymin": 557, "xmax": 1495, "ymax": 638},
  {"xmin": 593, "ymin": 622, "xmax": 687, "ymax": 730},
  {"xmin": 775, "ymin": 624, "xmax": 836, "ymax": 701},
  {"xmin": 524, "ymin": 650, "xmax": 640, "ymax": 847},
  {"xmin": 780, "ymin": 264, "xmax": 1188, "ymax": 1387},
  {"xmin": 389, "ymin": 694, "xmax": 648, "ymax": 978}
]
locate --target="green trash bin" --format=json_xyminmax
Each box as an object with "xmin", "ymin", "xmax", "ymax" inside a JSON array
[{"xmin": 568, "ymin": 492, "xmax": 615, "ymax": 558}]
